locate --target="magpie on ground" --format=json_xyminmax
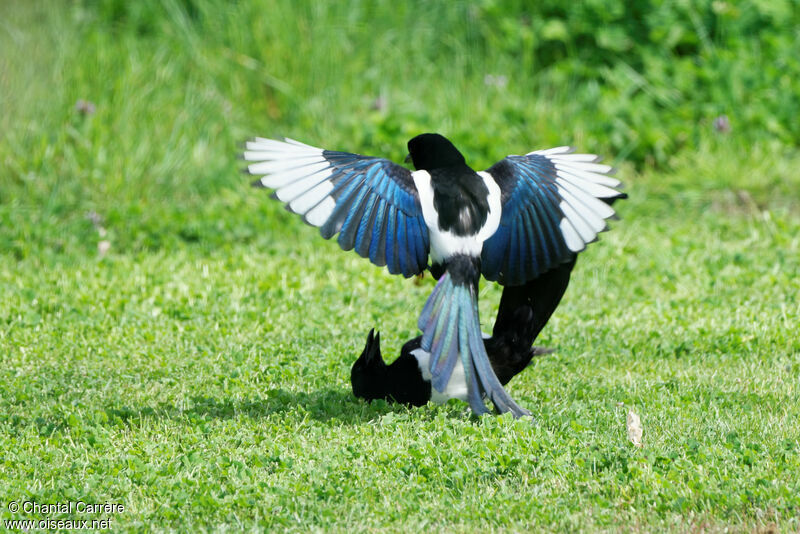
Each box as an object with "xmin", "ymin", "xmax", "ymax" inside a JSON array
[
  {"xmin": 243, "ymin": 133, "xmax": 625, "ymax": 417},
  {"xmin": 351, "ymin": 257, "xmax": 575, "ymax": 407}
]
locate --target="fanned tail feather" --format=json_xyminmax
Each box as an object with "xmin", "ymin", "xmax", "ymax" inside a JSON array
[
  {"xmin": 418, "ymin": 263, "xmax": 531, "ymax": 418},
  {"xmin": 458, "ymin": 293, "xmax": 488, "ymax": 414},
  {"xmin": 419, "ymin": 274, "xmax": 460, "ymax": 396},
  {"xmin": 470, "ymin": 321, "xmax": 530, "ymax": 417}
]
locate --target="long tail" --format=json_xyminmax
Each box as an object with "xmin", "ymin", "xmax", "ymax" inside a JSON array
[{"xmin": 418, "ymin": 256, "xmax": 531, "ymax": 418}]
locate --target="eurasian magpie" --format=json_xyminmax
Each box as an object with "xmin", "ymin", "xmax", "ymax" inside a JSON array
[
  {"xmin": 351, "ymin": 257, "xmax": 575, "ymax": 407},
  {"xmin": 243, "ymin": 133, "xmax": 625, "ymax": 417}
]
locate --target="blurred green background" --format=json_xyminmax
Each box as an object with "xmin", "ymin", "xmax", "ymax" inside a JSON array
[
  {"xmin": 2, "ymin": 1, "xmax": 799, "ymax": 531},
  {"xmin": 2, "ymin": 0, "xmax": 799, "ymax": 259}
]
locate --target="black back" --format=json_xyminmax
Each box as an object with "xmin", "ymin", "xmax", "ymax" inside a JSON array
[
  {"xmin": 407, "ymin": 133, "xmax": 490, "ymax": 236},
  {"xmin": 429, "ymin": 168, "xmax": 490, "ymax": 235}
]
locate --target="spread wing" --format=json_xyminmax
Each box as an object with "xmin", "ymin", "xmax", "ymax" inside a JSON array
[
  {"xmin": 481, "ymin": 146, "xmax": 626, "ymax": 286},
  {"xmin": 244, "ymin": 137, "xmax": 430, "ymax": 277}
]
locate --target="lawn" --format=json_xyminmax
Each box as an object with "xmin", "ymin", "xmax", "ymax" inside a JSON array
[{"xmin": 1, "ymin": 1, "xmax": 799, "ymax": 531}]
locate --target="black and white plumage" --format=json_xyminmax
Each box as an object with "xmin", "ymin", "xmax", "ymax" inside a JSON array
[
  {"xmin": 243, "ymin": 133, "xmax": 625, "ymax": 417},
  {"xmin": 243, "ymin": 137, "xmax": 428, "ymax": 277},
  {"xmin": 351, "ymin": 258, "xmax": 576, "ymax": 408}
]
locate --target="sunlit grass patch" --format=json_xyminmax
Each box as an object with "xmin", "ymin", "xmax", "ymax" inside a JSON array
[{"xmin": 1, "ymin": 1, "xmax": 799, "ymax": 531}]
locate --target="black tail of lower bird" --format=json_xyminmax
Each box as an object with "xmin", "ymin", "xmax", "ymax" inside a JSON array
[{"xmin": 493, "ymin": 256, "xmax": 576, "ymax": 343}]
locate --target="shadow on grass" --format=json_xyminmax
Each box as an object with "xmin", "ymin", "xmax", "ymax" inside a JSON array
[
  {"xmin": 188, "ymin": 388, "xmax": 401, "ymax": 423},
  {"xmin": 103, "ymin": 388, "xmax": 409, "ymax": 427}
]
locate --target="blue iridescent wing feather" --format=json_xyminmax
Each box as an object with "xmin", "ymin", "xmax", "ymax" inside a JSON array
[
  {"xmin": 245, "ymin": 139, "xmax": 429, "ymax": 277},
  {"xmin": 482, "ymin": 148, "xmax": 626, "ymax": 286}
]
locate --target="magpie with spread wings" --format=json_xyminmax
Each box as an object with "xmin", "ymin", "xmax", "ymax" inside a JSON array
[{"xmin": 243, "ymin": 133, "xmax": 625, "ymax": 417}]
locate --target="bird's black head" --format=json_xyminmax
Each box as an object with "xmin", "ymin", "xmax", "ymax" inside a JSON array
[
  {"xmin": 350, "ymin": 329, "xmax": 388, "ymax": 401},
  {"xmin": 406, "ymin": 133, "xmax": 466, "ymax": 171},
  {"xmin": 351, "ymin": 330, "xmax": 431, "ymax": 407}
]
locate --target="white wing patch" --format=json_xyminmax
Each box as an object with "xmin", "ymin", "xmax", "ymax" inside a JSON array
[
  {"xmin": 476, "ymin": 171, "xmax": 502, "ymax": 242},
  {"xmin": 411, "ymin": 170, "xmax": 436, "ymax": 229},
  {"xmin": 243, "ymin": 138, "xmax": 337, "ymax": 226},
  {"xmin": 531, "ymin": 146, "xmax": 623, "ymax": 253}
]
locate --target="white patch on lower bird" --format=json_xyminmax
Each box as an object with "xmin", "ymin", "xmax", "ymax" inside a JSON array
[
  {"xmin": 411, "ymin": 348, "xmax": 468, "ymax": 404},
  {"xmin": 412, "ymin": 169, "xmax": 503, "ymax": 265}
]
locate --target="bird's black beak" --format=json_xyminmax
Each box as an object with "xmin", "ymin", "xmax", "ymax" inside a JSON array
[{"xmin": 404, "ymin": 153, "xmax": 412, "ymax": 164}]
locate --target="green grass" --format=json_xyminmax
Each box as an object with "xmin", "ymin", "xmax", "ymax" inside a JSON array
[{"xmin": 2, "ymin": 1, "xmax": 799, "ymax": 531}]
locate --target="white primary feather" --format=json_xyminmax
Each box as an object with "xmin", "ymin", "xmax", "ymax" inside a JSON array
[
  {"xmin": 257, "ymin": 161, "xmax": 330, "ymax": 189},
  {"xmin": 557, "ymin": 186, "xmax": 606, "ymax": 234},
  {"xmin": 289, "ymin": 180, "xmax": 335, "ymax": 215},
  {"xmin": 245, "ymin": 139, "xmax": 340, "ymax": 221},
  {"xmin": 247, "ymin": 156, "xmax": 323, "ymax": 175},
  {"xmin": 243, "ymin": 150, "xmax": 320, "ymax": 160},
  {"xmin": 248, "ymin": 138, "xmax": 321, "ymax": 152},
  {"xmin": 554, "ymin": 164, "xmax": 621, "ymax": 188},
  {"xmin": 555, "ymin": 169, "xmax": 622, "ymax": 197},
  {"xmin": 283, "ymin": 137, "xmax": 319, "ymax": 149},
  {"xmin": 553, "ymin": 160, "xmax": 615, "ymax": 174},
  {"xmin": 275, "ymin": 168, "xmax": 332, "ymax": 203},
  {"xmin": 529, "ymin": 145, "xmax": 574, "ymax": 156},
  {"xmin": 559, "ymin": 217, "xmax": 585, "ymax": 252},
  {"xmin": 559, "ymin": 200, "xmax": 595, "ymax": 244},
  {"xmin": 556, "ymin": 178, "xmax": 616, "ymax": 220},
  {"xmin": 548, "ymin": 153, "xmax": 601, "ymax": 163},
  {"xmin": 304, "ymin": 197, "xmax": 336, "ymax": 227}
]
